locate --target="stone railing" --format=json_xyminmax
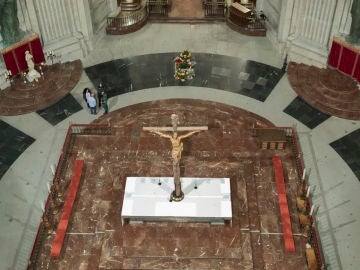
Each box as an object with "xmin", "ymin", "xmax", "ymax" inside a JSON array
[
  {"xmin": 27, "ymin": 124, "xmax": 113, "ymax": 269},
  {"xmin": 203, "ymin": 0, "xmax": 226, "ymax": 17},
  {"xmin": 106, "ymin": 6, "xmax": 148, "ymax": 35},
  {"xmin": 147, "ymin": 0, "xmax": 171, "ymax": 16}
]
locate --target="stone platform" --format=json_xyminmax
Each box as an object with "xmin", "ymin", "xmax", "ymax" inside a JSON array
[
  {"xmin": 31, "ymin": 100, "xmax": 309, "ymax": 270},
  {"xmin": 121, "ymin": 177, "xmax": 232, "ymax": 225},
  {"xmin": 0, "ymin": 60, "xmax": 82, "ymax": 116},
  {"xmin": 287, "ymin": 61, "xmax": 360, "ymax": 120}
]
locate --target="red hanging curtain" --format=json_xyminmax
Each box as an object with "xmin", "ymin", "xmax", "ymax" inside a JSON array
[{"xmin": 1, "ymin": 34, "xmax": 45, "ymax": 75}]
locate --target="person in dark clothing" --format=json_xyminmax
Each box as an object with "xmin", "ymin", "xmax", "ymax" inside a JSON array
[
  {"xmin": 97, "ymin": 83, "xmax": 106, "ymax": 108},
  {"xmin": 83, "ymin": 88, "xmax": 91, "ymax": 108},
  {"xmin": 100, "ymin": 90, "xmax": 108, "ymax": 114}
]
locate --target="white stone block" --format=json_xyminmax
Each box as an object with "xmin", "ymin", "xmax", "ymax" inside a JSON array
[{"xmin": 121, "ymin": 177, "xmax": 232, "ymax": 225}]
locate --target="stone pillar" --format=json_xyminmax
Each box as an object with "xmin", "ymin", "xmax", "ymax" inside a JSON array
[
  {"xmin": 286, "ymin": 0, "xmax": 338, "ymax": 67},
  {"xmin": 337, "ymin": 0, "xmax": 353, "ymax": 35},
  {"xmin": 29, "ymin": 0, "xmax": 94, "ymax": 62},
  {"xmin": 120, "ymin": 0, "xmax": 141, "ymax": 11},
  {"xmin": 296, "ymin": 0, "xmax": 336, "ymax": 46},
  {"xmin": 74, "ymin": 0, "xmax": 94, "ymax": 52},
  {"xmin": 260, "ymin": 0, "xmax": 282, "ymax": 51},
  {"xmin": 277, "ymin": 0, "xmax": 295, "ymax": 55},
  {"xmin": 263, "ymin": 0, "xmax": 354, "ymax": 68},
  {"xmin": 107, "ymin": 0, "xmax": 120, "ymax": 16},
  {"xmin": 25, "ymin": 0, "xmax": 41, "ymax": 34},
  {"xmin": 34, "ymin": 0, "xmax": 72, "ymax": 43}
]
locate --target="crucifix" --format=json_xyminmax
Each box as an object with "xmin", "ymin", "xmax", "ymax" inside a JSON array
[{"xmin": 143, "ymin": 114, "xmax": 208, "ymax": 202}]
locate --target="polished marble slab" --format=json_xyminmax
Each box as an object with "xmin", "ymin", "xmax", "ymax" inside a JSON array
[
  {"xmin": 283, "ymin": 96, "xmax": 331, "ymax": 129},
  {"xmin": 37, "ymin": 94, "xmax": 83, "ymax": 126},
  {"xmin": 330, "ymin": 128, "xmax": 360, "ymax": 181},
  {"xmin": 84, "ymin": 53, "xmax": 284, "ymax": 102},
  {"xmin": 0, "ymin": 121, "xmax": 35, "ymax": 179}
]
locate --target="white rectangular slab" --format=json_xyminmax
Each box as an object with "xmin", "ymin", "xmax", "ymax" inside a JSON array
[{"xmin": 121, "ymin": 177, "xmax": 232, "ymax": 225}]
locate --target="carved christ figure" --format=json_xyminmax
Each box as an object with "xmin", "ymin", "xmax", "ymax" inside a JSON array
[
  {"xmin": 143, "ymin": 113, "xmax": 207, "ymax": 201},
  {"xmin": 148, "ymin": 129, "xmax": 202, "ymax": 166}
]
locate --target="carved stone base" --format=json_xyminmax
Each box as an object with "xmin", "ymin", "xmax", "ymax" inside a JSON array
[
  {"xmin": 170, "ymin": 190, "xmax": 184, "ymax": 202},
  {"xmin": 120, "ymin": 0, "xmax": 141, "ymax": 11}
]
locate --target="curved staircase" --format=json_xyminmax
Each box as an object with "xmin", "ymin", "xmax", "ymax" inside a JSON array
[
  {"xmin": 120, "ymin": 0, "xmax": 141, "ymax": 11},
  {"xmin": 0, "ymin": 60, "xmax": 82, "ymax": 116},
  {"xmin": 287, "ymin": 62, "xmax": 360, "ymax": 120}
]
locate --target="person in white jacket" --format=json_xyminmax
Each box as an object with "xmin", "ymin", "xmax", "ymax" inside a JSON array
[{"xmin": 87, "ymin": 93, "xmax": 97, "ymax": 115}]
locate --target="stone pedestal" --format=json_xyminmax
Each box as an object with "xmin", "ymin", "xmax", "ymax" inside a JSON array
[
  {"xmin": 119, "ymin": 0, "xmax": 141, "ymax": 11},
  {"xmin": 26, "ymin": 69, "xmax": 41, "ymax": 82}
]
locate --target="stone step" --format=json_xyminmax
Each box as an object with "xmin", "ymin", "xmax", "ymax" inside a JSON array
[
  {"xmin": 122, "ymin": 246, "xmax": 242, "ymax": 259},
  {"xmin": 148, "ymin": 16, "xmax": 225, "ymax": 23},
  {"xmin": 287, "ymin": 62, "xmax": 360, "ymax": 120},
  {"xmin": 122, "ymin": 257, "xmax": 243, "ymax": 269},
  {"xmin": 121, "ymin": 2, "xmax": 141, "ymax": 11}
]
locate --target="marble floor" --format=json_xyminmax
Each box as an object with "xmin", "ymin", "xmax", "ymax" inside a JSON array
[
  {"xmin": 33, "ymin": 100, "xmax": 308, "ymax": 269},
  {"xmin": 0, "ymin": 23, "xmax": 359, "ymax": 270}
]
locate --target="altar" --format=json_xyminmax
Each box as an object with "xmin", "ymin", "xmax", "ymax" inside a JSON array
[{"xmin": 121, "ymin": 177, "xmax": 232, "ymax": 225}]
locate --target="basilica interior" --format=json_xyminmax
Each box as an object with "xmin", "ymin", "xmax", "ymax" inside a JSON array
[{"xmin": 0, "ymin": 1, "xmax": 359, "ymax": 270}]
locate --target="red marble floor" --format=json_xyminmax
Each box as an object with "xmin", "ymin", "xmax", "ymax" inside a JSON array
[
  {"xmin": 30, "ymin": 100, "xmax": 310, "ymax": 270},
  {"xmin": 287, "ymin": 62, "xmax": 360, "ymax": 120}
]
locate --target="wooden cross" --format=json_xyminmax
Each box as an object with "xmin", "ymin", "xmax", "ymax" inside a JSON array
[{"xmin": 143, "ymin": 114, "xmax": 207, "ymax": 201}]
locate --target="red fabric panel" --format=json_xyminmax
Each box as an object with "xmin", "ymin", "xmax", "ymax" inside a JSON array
[
  {"xmin": 354, "ymin": 57, "xmax": 360, "ymax": 83},
  {"xmin": 273, "ymin": 156, "xmax": 295, "ymax": 253},
  {"xmin": 14, "ymin": 43, "xmax": 31, "ymax": 72},
  {"xmin": 50, "ymin": 159, "xmax": 84, "ymax": 258},
  {"xmin": 338, "ymin": 46, "xmax": 357, "ymax": 76},
  {"xmin": 2, "ymin": 51, "xmax": 19, "ymax": 75},
  {"xmin": 1, "ymin": 34, "xmax": 44, "ymax": 75},
  {"xmin": 30, "ymin": 38, "xmax": 46, "ymax": 64},
  {"xmin": 328, "ymin": 40, "xmax": 341, "ymax": 68}
]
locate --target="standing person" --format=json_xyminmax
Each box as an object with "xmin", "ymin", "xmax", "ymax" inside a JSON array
[
  {"xmin": 100, "ymin": 90, "xmax": 108, "ymax": 114},
  {"xmin": 97, "ymin": 83, "xmax": 106, "ymax": 108},
  {"xmin": 87, "ymin": 93, "xmax": 97, "ymax": 115},
  {"xmin": 82, "ymin": 88, "xmax": 91, "ymax": 108}
]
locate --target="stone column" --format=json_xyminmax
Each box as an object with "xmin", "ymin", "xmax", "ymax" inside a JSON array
[
  {"xmin": 29, "ymin": 0, "xmax": 93, "ymax": 61},
  {"xmin": 293, "ymin": 0, "xmax": 337, "ymax": 46},
  {"xmin": 74, "ymin": 0, "xmax": 94, "ymax": 52},
  {"xmin": 337, "ymin": 0, "xmax": 353, "ymax": 35},
  {"xmin": 277, "ymin": 0, "xmax": 295, "ymax": 55},
  {"xmin": 326, "ymin": 0, "xmax": 353, "ymax": 49},
  {"xmin": 34, "ymin": 0, "xmax": 72, "ymax": 43},
  {"xmin": 286, "ymin": 0, "xmax": 338, "ymax": 67},
  {"xmin": 25, "ymin": 0, "xmax": 41, "ymax": 34},
  {"xmin": 106, "ymin": 0, "xmax": 119, "ymax": 13}
]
